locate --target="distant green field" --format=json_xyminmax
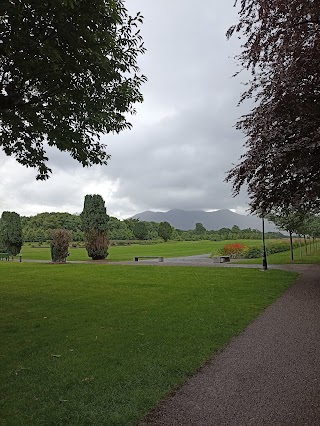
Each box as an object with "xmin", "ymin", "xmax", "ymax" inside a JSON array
[
  {"xmin": 0, "ymin": 262, "xmax": 297, "ymax": 425},
  {"xmin": 21, "ymin": 239, "xmax": 275, "ymax": 262}
]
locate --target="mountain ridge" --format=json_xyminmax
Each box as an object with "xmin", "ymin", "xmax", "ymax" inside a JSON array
[{"xmin": 131, "ymin": 209, "xmax": 278, "ymax": 232}]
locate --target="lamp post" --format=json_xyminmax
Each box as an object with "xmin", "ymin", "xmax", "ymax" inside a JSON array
[{"xmin": 262, "ymin": 216, "xmax": 268, "ymax": 270}]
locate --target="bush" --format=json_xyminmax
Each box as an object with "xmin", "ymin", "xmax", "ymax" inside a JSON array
[
  {"xmin": 243, "ymin": 240, "xmax": 302, "ymax": 259},
  {"xmin": 50, "ymin": 229, "xmax": 71, "ymax": 263},
  {"xmin": 218, "ymin": 243, "xmax": 247, "ymax": 258}
]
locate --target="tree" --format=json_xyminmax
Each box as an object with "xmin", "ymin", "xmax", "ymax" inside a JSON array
[
  {"xmin": 1, "ymin": 0, "xmax": 146, "ymax": 179},
  {"xmin": 107, "ymin": 216, "xmax": 134, "ymax": 240},
  {"xmin": 50, "ymin": 229, "xmax": 71, "ymax": 263},
  {"xmin": 80, "ymin": 194, "xmax": 109, "ymax": 260},
  {"xmin": 133, "ymin": 221, "xmax": 148, "ymax": 240},
  {"xmin": 226, "ymin": 1, "xmax": 320, "ymax": 213},
  {"xmin": 268, "ymin": 209, "xmax": 306, "ymax": 261},
  {"xmin": 194, "ymin": 222, "xmax": 206, "ymax": 235},
  {"xmin": 158, "ymin": 221, "xmax": 173, "ymax": 242},
  {"xmin": 0, "ymin": 211, "xmax": 23, "ymax": 255}
]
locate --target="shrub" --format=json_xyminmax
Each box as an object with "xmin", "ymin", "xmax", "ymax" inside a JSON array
[
  {"xmin": 50, "ymin": 229, "xmax": 71, "ymax": 263},
  {"xmin": 243, "ymin": 240, "xmax": 302, "ymax": 259},
  {"xmin": 219, "ymin": 243, "xmax": 247, "ymax": 258}
]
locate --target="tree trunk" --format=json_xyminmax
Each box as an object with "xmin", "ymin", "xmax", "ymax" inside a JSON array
[
  {"xmin": 304, "ymin": 235, "xmax": 308, "ymax": 255},
  {"xmin": 299, "ymin": 237, "xmax": 302, "ymax": 259},
  {"xmin": 289, "ymin": 231, "xmax": 294, "ymax": 261}
]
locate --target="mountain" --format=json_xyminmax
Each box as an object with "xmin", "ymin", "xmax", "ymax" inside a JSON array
[{"xmin": 131, "ymin": 209, "xmax": 278, "ymax": 232}]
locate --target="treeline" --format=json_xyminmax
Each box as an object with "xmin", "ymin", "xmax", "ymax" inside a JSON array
[{"xmin": 21, "ymin": 212, "xmax": 284, "ymax": 242}]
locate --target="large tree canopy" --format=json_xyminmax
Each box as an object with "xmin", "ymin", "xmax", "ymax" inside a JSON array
[
  {"xmin": 0, "ymin": 0, "xmax": 146, "ymax": 179},
  {"xmin": 226, "ymin": 0, "xmax": 320, "ymax": 213}
]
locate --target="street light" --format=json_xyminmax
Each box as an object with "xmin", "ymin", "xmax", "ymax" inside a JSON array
[{"xmin": 262, "ymin": 216, "xmax": 268, "ymax": 270}]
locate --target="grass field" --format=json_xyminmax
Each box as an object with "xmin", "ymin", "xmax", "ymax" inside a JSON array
[
  {"xmin": 0, "ymin": 263, "xmax": 297, "ymax": 425},
  {"xmin": 21, "ymin": 239, "xmax": 274, "ymax": 262}
]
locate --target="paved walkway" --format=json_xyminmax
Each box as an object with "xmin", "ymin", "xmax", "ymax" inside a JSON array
[
  {"xmin": 15, "ymin": 254, "xmax": 311, "ymax": 274},
  {"xmin": 139, "ymin": 264, "xmax": 320, "ymax": 426}
]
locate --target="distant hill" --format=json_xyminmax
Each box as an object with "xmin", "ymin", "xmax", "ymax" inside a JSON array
[{"xmin": 131, "ymin": 209, "xmax": 278, "ymax": 232}]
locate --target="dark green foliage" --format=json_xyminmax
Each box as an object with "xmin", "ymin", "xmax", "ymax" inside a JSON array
[
  {"xmin": 50, "ymin": 229, "xmax": 71, "ymax": 263},
  {"xmin": 158, "ymin": 221, "xmax": 173, "ymax": 242},
  {"xmin": 195, "ymin": 222, "xmax": 206, "ymax": 235},
  {"xmin": 0, "ymin": 211, "xmax": 23, "ymax": 255},
  {"xmin": 107, "ymin": 216, "xmax": 134, "ymax": 240},
  {"xmin": 244, "ymin": 241, "xmax": 301, "ymax": 259},
  {"xmin": 80, "ymin": 194, "xmax": 109, "ymax": 260},
  {"xmin": 0, "ymin": 0, "xmax": 146, "ymax": 179},
  {"xmin": 133, "ymin": 221, "xmax": 148, "ymax": 240},
  {"xmin": 21, "ymin": 212, "xmax": 84, "ymax": 242},
  {"xmin": 20, "ymin": 210, "xmax": 286, "ymax": 243}
]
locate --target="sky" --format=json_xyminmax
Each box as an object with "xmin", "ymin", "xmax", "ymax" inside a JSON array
[{"xmin": 0, "ymin": 0, "xmax": 252, "ymax": 220}]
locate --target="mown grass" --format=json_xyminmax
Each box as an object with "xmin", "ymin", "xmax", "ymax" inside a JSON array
[
  {"xmin": 21, "ymin": 239, "xmax": 274, "ymax": 262},
  {"xmin": 0, "ymin": 263, "xmax": 297, "ymax": 425}
]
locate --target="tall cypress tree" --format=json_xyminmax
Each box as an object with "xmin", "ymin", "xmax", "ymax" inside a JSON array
[
  {"xmin": 0, "ymin": 211, "xmax": 23, "ymax": 255},
  {"xmin": 80, "ymin": 195, "xmax": 109, "ymax": 260}
]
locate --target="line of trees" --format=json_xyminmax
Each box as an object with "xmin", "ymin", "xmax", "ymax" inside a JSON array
[
  {"xmin": 20, "ymin": 212, "xmax": 285, "ymax": 243},
  {"xmin": 268, "ymin": 208, "xmax": 320, "ymax": 261}
]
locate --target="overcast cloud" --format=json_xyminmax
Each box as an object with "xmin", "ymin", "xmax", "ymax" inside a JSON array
[{"xmin": 0, "ymin": 0, "xmax": 251, "ymax": 219}]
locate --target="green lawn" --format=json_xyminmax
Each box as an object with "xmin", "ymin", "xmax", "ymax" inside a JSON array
[
  {"xmin": 21, "ymin": 239, "xmax": 273, "ymax": 262},
  {"xmin": 0, "ymin": 263, "xmax": 297, "ymax": 425}
]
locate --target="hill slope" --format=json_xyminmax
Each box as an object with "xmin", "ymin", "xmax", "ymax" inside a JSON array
[{"xmin": 131, "ymin": 209, "xmax": 277, "ymax": 232}]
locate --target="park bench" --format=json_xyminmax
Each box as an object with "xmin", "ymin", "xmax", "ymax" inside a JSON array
[
  {"xmin": 0, "ymin": 252, "xmax": 10, "ymax": 261},
  {"xmin": 212, "ymin": 256, "xmax": 231, "ymax": 263},
  {"xmin": 134, "ymin": 256, "xmax": 164, "ymax": 262}
]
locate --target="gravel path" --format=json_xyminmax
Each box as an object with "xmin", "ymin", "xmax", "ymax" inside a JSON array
[{"xmin": 139, "ymin": 264, "xmax": 320, "ymax": 426}]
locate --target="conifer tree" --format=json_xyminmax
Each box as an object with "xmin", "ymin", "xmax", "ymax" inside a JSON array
[
  {"xmin": 0, "ymin": 211, "xmax": 23, "ymax": 255},
  {"xmin": 81, "ymin": 195, "xmax": 109, "ymax": 260}
]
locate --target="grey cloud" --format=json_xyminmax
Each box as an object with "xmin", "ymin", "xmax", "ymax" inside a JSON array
[{"xmin": 0, "ymin": 1, "xmax": 250, "ymax": 218}]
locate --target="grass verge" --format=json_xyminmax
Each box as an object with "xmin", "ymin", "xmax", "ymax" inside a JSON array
[{"xmin": 0, "ymin": 263, "xmax": 297, "ymax": 425}]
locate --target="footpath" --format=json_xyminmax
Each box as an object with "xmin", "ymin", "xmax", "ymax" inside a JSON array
[{"xmin": 139, "ymin": 264, "xmax": 320, "ymax": 426}]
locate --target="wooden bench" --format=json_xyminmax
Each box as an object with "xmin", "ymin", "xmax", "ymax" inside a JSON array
[
  {"xmin": 134, "ymin": 256, "xmax": 164, "ymax": 262},
  {"xmin": 0, "ymin": 252, "xmax": 10, "ymax": 261},
  {"xmin": 212, "ymin": 256, "xmax": 231, "ymax": 263}
]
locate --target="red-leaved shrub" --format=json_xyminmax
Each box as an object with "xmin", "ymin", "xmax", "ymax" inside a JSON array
[{"xmin": 219, "ymin": 243, "xmax": 247, "ymax": 258}]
